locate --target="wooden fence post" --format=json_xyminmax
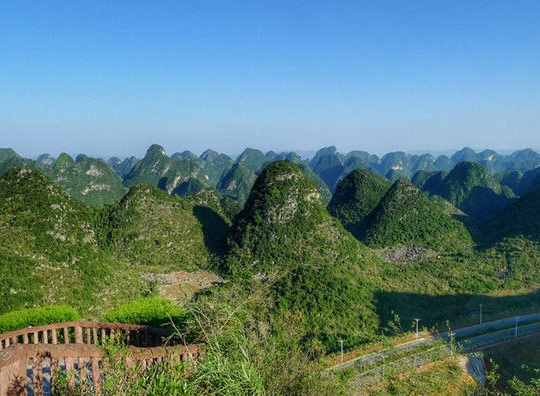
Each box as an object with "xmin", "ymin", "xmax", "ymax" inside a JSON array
[{"xmin": 75, "ymin": 326, "xmax": 83, "ymax": 344}]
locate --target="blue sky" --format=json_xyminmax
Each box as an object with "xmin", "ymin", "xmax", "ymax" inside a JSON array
[{"xmin": 1, "ymin": 1, "xmax": 539, "ymax": 158}]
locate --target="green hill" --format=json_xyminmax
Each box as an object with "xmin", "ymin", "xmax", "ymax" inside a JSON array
[
  {"xmin": 411, "ymin": 153, "xmax": 437, "ymax": 173},
  {"xmin": 451, "ymin": 147, "xmax": 478, "ymax": 163},
  {"xmin": 419, "ymin": 170, "xmax": 447, "ymax": 196},
  {"xmin": 0, "ymin": 148, "xmax": 36, "ymax": 174},
  {"xmin": 433, "ymin": 155, "xmax": 455, "ymax": 172},
  {"xmin": 263, "ymin": 151, "xmax": 333, "ymax": 204},
  {"xmin": 341, "ymin": 153, "xmax": 376, "ymax": 181},
  {"xmin": 495, "ymin": 170, "xmax": 523, "ymax": 195},
  {"xmin": 216, "ymin": 162, "xmax": 257, "ymax": 203},
  {"xmin": 362, "ymin": 178, "xmax": 474, "ymax": 252},
  {"xmin": 425, "ymin": 162, "xmax": 515, "ymax": 223},
  {"xmin": 105, "ymin": 183, "xmax": 211, "ymax": 271},
  {"xmin": 172, "ymin": 177, "xmax": 207, "ymax": 197},
  {"xmin": 411, "ymin": 170, "xmax": 436, "ymax": 190},
  {"xmin": 225, "ymin": 160, "xmax": 384, "ymax": 349},
  {"xmin": 235, "ymin": 148, "xmax": 269, "ymax": 174},
  {"xmin": 327, "ymin": 169, "xmax": 391, "ymax": 238},
  {"xmin": 199, "ymin": 149, "xmax": 234, "ymax": 187},
  {"xmin": 108, "ymin": 156, "xmax": 140, "ymax": 179},
  {"xmin": 378, "ymin": 151, "xmax": 414, "ymax": 180},
  {"xmin": 36, "ymin": 153, "xmax": 55, "ymax": 166},
  {"xmin": 0, "ymin": 150, "xmax": 126, "ymax": 208},
  {"xmin": 441, "ymin": 162, "xmax": 504, "ymax": 202},
  {"xmin": 0, "ymin": 147, "xmax": 22, "ymax": 164},
  {"xmin": 45, "ymin": 153, "xmax": 127, "ymax": 207},
  {"xmin": 0, "ymin": 167, "xmax": 99, "ymax": 256},
  {"xmin": 188, "ymin": 188, "xmax": 228, "ymax": 221},
  {"xmin": 124, "ymin": 144, "xmax": 208, "ymax": 193},
  {"xmin": 482, "ymin": 188, "xmax": 540, "ymax": 242},
  {"xmin": 188, "ymin": 188, "xmax": 231, "ymax": 254},
  {"xmin": 220, "ymin": 196, "xmax": 244, "ymax": 222},
  {"xmin": 308, "ymin": 146, "xmax": 345, "ymax": 191},
  {"xmin": 171, "ymin": 150, "xmax": 200, "ymax": 162},
  {"xmin": 515, "ymin": 167, "xmax": 540, "ymax": 195},
  {"xmin": 0, "ymin": 168, "xmax": 146, "ymax": 315},
  {"xmin": 505, "ymin": 148, "xmax": 540, "ymax": 172},
  {"xmin": 296, "ymin": 162, "xmax": 332, "ymax": 204}
]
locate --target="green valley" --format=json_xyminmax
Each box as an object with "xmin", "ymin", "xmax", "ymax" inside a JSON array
[{"xmin": 1, "ymin": 145, "xmax": 540, "ymax": 394}]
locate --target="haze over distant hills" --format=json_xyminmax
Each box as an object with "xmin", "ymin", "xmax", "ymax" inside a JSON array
[
  {"xmin": 2, "ymin": 145, "xmax": 540, "ymax": 208},
  {"xmin": 3, "ymin": 144, "xmax": 540, "ymax": 256}
]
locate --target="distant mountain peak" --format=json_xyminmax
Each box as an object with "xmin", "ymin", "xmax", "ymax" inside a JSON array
[
  {"xmin": 146, "ymin": 144, "xmax": 167, "ymax": 157},
  {"xmin": 54, "ymin": 153, "xmax": 75, "ymax": 169}
]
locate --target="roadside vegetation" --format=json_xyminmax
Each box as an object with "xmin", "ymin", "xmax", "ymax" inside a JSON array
[
  {"xmin": 366, "ymin": 358, "xmax": 477, "ymax": 396},
  {"xmin": 483, "ymin": 337, "xmax": 540, "ymax": 395}
]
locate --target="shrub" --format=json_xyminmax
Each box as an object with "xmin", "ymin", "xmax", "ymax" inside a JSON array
[
  {"xmin": 0, "ymin": 305, "xmax": 80, "ymax": 333},
  {"xmin": 101, "ymin": 297, "xmax": 188, "ymax": 329}
]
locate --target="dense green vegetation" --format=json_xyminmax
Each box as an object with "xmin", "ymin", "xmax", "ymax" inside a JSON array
[
  {"xmin": 327, "ymin": 168, "xmax": 391, "ymax": 238},
  {"xmin": 107, "ymin": 155, "xmax": 140, "ymax": 179},
  {"xmin": 225, "ymin": 160, "xmax": 385, "ymax": 350},
  {"xmin": 484, "ymin": 338, "xmax": 540, "ymax": 395},
  {"xmin": 481, "ymin": 188, "xmax": 540, "ymax": 243},
  {"xmin": 3, "ymin": 145, "xmax": 540, "ymax": 393},
  {"xmin": 421, "ymin": 161, "xmax": 516, "ymax": 223},
  {"xmin": 216, "ymin": 162, "xmax": 257, "ymax": 203},
  {"xmin": 103, "ymin": 183, "xmax": 211, "ymax": 271},
  {"xmin": 102, "ymin": 297, "xmax": 188, "ymax": 328},
  {"xmin": 47, "ymin": 153, "xmax": 127, "ymax": 207},
  {"xmin": 2, "ymin": 144, "xmax": 538, "ymax": 220},
  {"xmin": 56, "ymin": 285, "xmax": 347, "ymax": 395},
  {"xmin": 0, "ymin": 168, "xmax": 156, "ymax": 316},
  {"xmin": 0, "ymin": 305, "xmax": 79, "ymax": 333},
  {"xmin": 234, "ymin": 147, "xmax": 270, "ymax": 174},
  {"xmin": 199, "ymin": 149, "xmax": 235, "ymax": 186},
  {"xmin": 361, "ymin": 178, "xmax": 474, "ymax": 252},
  {"xmin": 0, "ymin": 151, "xmax": 126, "ymax": 208},
  {"xmin": 0, "ymin": 148, "xmax": 36, "ymax": 175},
  {"xmin": 123, "ymin": 144, "xmax": 210, "ymax": 195},
  {"xmin": 188, "ymin": 188, "xmax": 231, "ymax": 255},
  {"xmin": 309, "ymin": 146, "xmax": 346, "ymax": 191},
  {"xmin": 307, "ymin": 146, "xmax": 540, "ymax": 194}
]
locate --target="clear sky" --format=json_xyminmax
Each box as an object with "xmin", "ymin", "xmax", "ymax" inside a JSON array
[{"xmin": 1, "ymin": 1, "xmax": 539, "ymax": 158}]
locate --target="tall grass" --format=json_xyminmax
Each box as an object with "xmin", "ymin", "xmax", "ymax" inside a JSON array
[
  {"xmin": 0, "ymin": 305, "xmax": 79, "ymax": 333},
  {"xmin": 101, "ymin": 297, "xmax": 188, "ymax": 328},
  {"xmin": 56, "ymin": 284, "xmax": 348, "ymax": 395}
]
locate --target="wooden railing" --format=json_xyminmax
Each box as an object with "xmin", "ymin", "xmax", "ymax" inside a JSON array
[
  {"xmin": 0, "ymin": 321, "xmax": 200, "ymax": 396},
  {"xmin": 0, "ymin": 321, "xmax": 175, "ymax": 350}
]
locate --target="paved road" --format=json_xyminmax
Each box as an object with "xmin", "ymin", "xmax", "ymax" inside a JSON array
[
  {"xmin": 457, "ymin": 321, "xmax": 540, "ymax": 350},
  {"xmin": 349, "ymin": 322, "xmax": 540, "ymax": 388},
  {"xmin": 329, "ymin": 311, "xmax": 540, "ymax": 374},
  {"xmin": 350, "ymin": 346, "xmax": 452, "ymax": 388},
  {"xmin": 441, "ymin": 312, "xmax": 540, "ymax": 341}
]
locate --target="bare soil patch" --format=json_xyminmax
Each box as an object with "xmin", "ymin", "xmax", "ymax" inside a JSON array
[{"xmin": 142, "ymin": 270, "xmax": 226, "ymax": 303}]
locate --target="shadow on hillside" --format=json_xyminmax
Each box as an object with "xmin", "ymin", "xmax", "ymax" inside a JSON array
[
  {"xmin": 461, "ymin": 185, "xmax": 516, "ymax": 224},
  {"xmin": 192, "ymin": 206, "xmax": 230, "ymax": 255},
  {"xmin": 374, "ymin": 289, "xmax": 540, "ymax": 333},
  {"xmin": 157, "ymin": 177, "xmax": 169, "ymax": 191}
]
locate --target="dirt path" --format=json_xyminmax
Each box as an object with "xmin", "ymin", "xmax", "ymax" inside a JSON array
[{"xmin": 142, "ymin": 270, "xmax": 227, "ymax": 302}]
